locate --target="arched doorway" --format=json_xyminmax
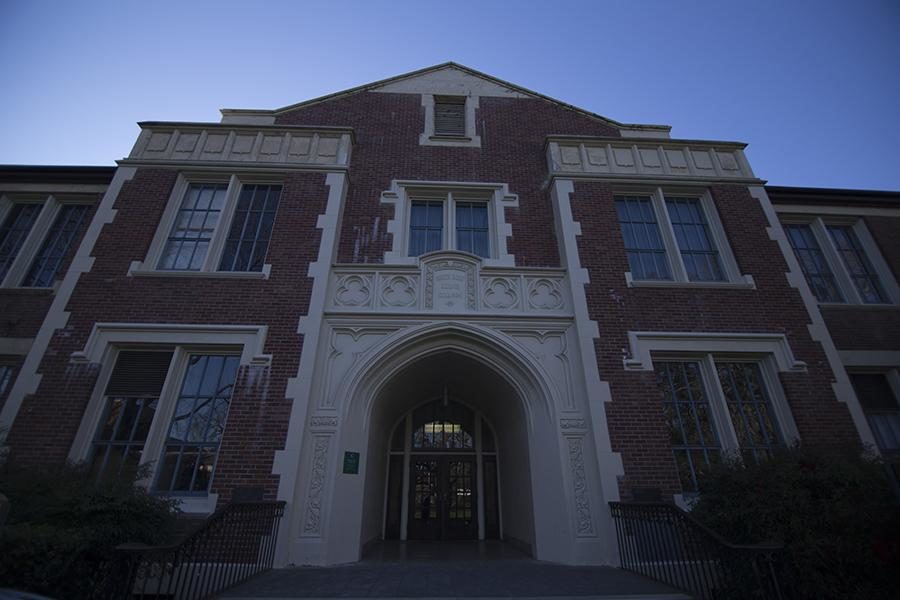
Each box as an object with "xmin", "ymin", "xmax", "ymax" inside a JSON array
[{"xmin": 384, "ymin": 397, "xmax": 501, "ymax": 541}]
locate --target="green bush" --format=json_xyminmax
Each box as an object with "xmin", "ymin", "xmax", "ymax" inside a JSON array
[
  {"xmin": 691, "ymin": 445, "xmax": 900, "ymax": 600},
  {"xmin": 0, "ymin": 462, "xmax": 179, "ymax": 599}
]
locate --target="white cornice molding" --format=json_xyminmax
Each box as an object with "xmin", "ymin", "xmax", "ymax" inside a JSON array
[
  {"xmin": 623, "ymin": 331, "xmax": 807, "ymax": 372},
  {"xmin": 70, "ymin": 323, "xmax": 272, "ymax": 366}
]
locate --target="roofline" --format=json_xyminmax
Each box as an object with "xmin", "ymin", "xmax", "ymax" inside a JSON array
[
  {"xmin": 0, "ymin": 164, "xmax": 116, "ymax": 185},
  {"xmin": 220, "ymin": 61, "xmax": 672, "ymax": 133},
  {"xmin": 766, "ymin": 184, "xmax": 900, "ymax": 205}
]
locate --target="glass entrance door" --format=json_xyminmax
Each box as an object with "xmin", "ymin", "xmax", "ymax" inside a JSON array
[{"xmin": 408, "ymin": 456, "xmax": 477, "ymax": 540}]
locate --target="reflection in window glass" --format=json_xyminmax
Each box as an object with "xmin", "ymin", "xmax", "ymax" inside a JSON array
[
  {"xmin": 219, "ymin": 184, "xmax": 282, "ymax": 272},
  {"xmin": 655, "ymin": 361, "xmax": 721, "ymax": 492},
  {"xmin": 158, "ymin": 184, "xmax": 228, "ymax": 270},
  {"xmin": 23, "ymin": 204, "xmax": 89, "ymax": 287},
  {"xmin": 0, "ymin": 203, "xmax": 42, "ymax": 281},
  {"xmin": 665, "ymin": 198, "xmax": 724, "ymax": 282},
  {"xmin": 615, "ymin": 196, "xmax": 672, "ymax": 280},
  {"xmin": 456, "ymin": 202, "xmax": 489, "ymax": 258},
  {"xmin": 155, "ymin": 355, "xmax": 239, "ymax": 494},
  {"xmin": 785, "ymin": 224, "xmax": 844, "ymax": 302},
  {"xmin": 408, "ymin": 201, "xmax": 443, "ymax": 256},
  {"xmin": 716, "ymin": 362, "xmax": 783, "ymax": 463},
  {"xmin": 827, "ymin": 225, "xmax": 887, "ymax": 303}
]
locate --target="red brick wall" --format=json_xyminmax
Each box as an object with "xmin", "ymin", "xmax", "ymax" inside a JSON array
[
  {"xmin": 275, "ymin": 92, "xmax": 621, "ymax": 267},
  {"xmin": 570, "ymin": 182, "xmax": 861, "ymax": 498},
  {"xmin": 6, "ymin": 168, "xmax": 329, "ymax": 502}
]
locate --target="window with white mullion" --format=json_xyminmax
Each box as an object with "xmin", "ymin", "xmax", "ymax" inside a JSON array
[
  {"xmin": 408, "ymin": 199, "xmax": 445, "ymax": 256},
  {"xmin": 808, "ymin": 218, "xmax": 867, "ymax": 304},
  {"xmin": 0, "ymin": 202, "xmax": 45, "ymax": 283},
  {"xmin": 157, "ymin": 183, "xmax": 229, "ymax": 271},
  {"xmin": 22, "ymin": 203, "xmax": 90, "ymax": 287},
  {"xmin": 827, "ymin": 224, "xmax": 888, "ymax": 303},
  {"xmin": 784, "ymin": 223, "xmax": 844, "ymax": 303},
  {"xmin": 616, "ymin": 195, "xmax": 673, "ymax": 280},
  {"xmin": 665, "ymin": 197, "xmax": 726, "ymax": 282},
  {"xmin": 454, "ymin": 197, "xmax": 490, "ymax": 258},
  {"xmin": 715, "ymin": 361, "xmax": 784, "ymax": 463}
]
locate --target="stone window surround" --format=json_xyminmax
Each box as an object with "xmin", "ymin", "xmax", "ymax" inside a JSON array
[
  {"xmin": 419, "ymin": 94, "xmax": 482, "ymax": 148},
  {"xmin": 381, "ymin": 180, "xmax": 519, "ymax": 268},
  {"xmin": 614, "ymin": 186, "xmax": 755, "ymax": 290},
  {"xmin": 128, "ymin": 171, "xmax": 285, "ymax": 279},
  {"xmin": 623, "ymin": 331, "xmax": 803, "ymax": 503},
  {"xmin": 0, "ymin": 193, "xmax": 94, "ymax": 289},
  {"xmin": 68, "ymin": 322, "xmax": 271, "ymax": 514},
  {"xmin": 779, "ymin": 214, "xmax": 900, "ymax": 306}
]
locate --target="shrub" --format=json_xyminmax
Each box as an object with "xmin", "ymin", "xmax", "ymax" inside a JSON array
[
  {"xmin": 691, "ymin": 445, "xmax": 900, "ymax": 600},
  {"xmin": 0, "ymin": 462, "xmax": 179, "ymax": 599}
]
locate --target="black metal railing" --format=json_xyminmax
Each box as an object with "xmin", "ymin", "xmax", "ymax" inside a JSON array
[
  {"xmin": 99, "ymin": 500, "xmax": 286, "ymax": 600},
  {"xmin": 609, "ymin": 501, "xmax": 789, "ymax": 600}
]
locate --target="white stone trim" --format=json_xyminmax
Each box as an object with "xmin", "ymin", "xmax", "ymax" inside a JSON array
[
  {"xmin": 418, "ymin": 94, "xmax": 482, "ymax": 148},
  {"xmin": 774, "ymin": 203, "xmax": 900, "ymax": 218},
  {"xmin": 381, "ymin": 180, "xmax": 518, "ymax": 267},
  {"xmin": 272, "ymin": 172, "xmax": 347, "ymax": 567},
  {"xmin": 70, "ymin": 322, "xmax": 271, "ymax": 366},
  {"xmin": 129, "ymin": 172, "xmax": 282, "ymax": 278},
  {"xmin": 623, "ymin": 331, "xmax": 807, "ymax": 373},
  {"xmin": 750, "ymin": 185, "xmax": 878, "ymax": 451},
  {"xmin": 0, "ymin": 167, "xmax": 136, "ymax": 450},
  {"xmin": 839, "ymin": 350, "xmax": 900, "ymax": 368},
  {"xmin": 550, "ymin": 178, "xmax": 623, "ymax": 565},
  {"xmin": 0, "ymin": 337, "xmax": 34, "ymax": 355}
]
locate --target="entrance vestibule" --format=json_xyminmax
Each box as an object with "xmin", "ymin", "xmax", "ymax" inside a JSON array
[{"xmin": 384, "ymin": 398, "xmax": 501, "ymax": 541}]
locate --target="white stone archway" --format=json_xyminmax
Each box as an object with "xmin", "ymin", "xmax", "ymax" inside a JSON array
[{"xmin": 285, "ymin": 321, "xmax": 603, "ymax": 566}]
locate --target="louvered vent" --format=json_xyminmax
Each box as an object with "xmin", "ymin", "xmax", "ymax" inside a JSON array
[
  {"xmin": 105, "ymin": 351, "xmax": 173, "ymax": 396},
  {"xmin": 434, "ymin": 96, "xmax": 466, "ymax": 137}
]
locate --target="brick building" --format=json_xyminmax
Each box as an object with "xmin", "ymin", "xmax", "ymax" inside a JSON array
[{"xmin": 0, "ymin": 63, "xmax": 897, "ymax": 566}]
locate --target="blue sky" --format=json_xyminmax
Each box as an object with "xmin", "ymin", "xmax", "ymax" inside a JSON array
[{"xmin": 2, "ymin": 0, "xmax": 899, "ymax": 190}]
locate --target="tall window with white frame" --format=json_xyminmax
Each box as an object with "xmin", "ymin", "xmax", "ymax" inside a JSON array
[
  {"xmin": 614, "ymin": 190, "xmax": 736, "ymax": 285},
  {"xmin": 783, "ymin": 217, "xmax": 893, "ymax": 304},
  {"xmin": 654, "ymin": 358, "xmax": 785, "ymax": 493},
  {"xmin": 22, "ymin": 204, "xmax": 90, "ymax": 287},
  {"xmin": 90, "ymin": 351, "xmax": 173, "ymax": 481},
  {"xmin": 158, "ymin": 183, "xmax": 228, "ymax": 271},
  {"xmin": 0, "ymin": 202, "xmax": 43, "ymax": 281},
  {"xmin": 407, "ymin": 191, "xmax": 490, "ymax": 259},
  {"xmin": 155, "ymin": 354, "xmax": 240, "ymax": 495}
]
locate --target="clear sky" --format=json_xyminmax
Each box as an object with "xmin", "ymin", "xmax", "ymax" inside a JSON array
[{"xmin": 2, "ymin": 0, "xmax": 899, "ymax": 190}]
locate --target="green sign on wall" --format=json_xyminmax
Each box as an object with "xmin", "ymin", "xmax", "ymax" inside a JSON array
[{"xmin": 343, "ymin": 451, "xmax": 360, "ymax": 474}]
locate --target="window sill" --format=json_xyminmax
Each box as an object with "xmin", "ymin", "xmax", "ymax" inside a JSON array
[
  {"xmin": 0, "ymin": 286, "xmax": 56, "ymax": 294},
  {"xmin": 128, "ymin": 261, "xmax": 271, "ymax": 280},
  {"xmin": 163, "ymin": 492, "xmax": 219, "ymax": 516},
  {"xmin": 419, "ymin": 133, "xmax": 482, "ymax": 148},
  {"xmin": 818, "ymin": 302, "xmax": 900, "ymax": 311},
  {"xmin": 625, "ymin": 274, "xmax": 756, "ymax": 290}
]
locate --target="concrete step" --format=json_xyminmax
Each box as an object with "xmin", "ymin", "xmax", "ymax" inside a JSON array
[{"xmin": 218, "ymin": 562, "xmax": 692, "ymax": 600}]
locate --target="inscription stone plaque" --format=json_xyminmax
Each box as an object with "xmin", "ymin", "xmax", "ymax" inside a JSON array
[{"xmin": 433, "ymin": 268, "xmax": 467, "ymax": 311}]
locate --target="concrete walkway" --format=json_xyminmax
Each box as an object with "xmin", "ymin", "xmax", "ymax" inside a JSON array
[{"xmin": 220, "ymin": 542, "xmax": 690, "ymax": 599}]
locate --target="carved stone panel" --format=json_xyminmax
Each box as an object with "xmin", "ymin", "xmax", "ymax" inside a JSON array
[
  {"xmin": 567, "ymin": 436, "xmax": 595, "ymax": 536},
  {"xmin": 381, "ymin": 275, "xmax": 418, "ymax": 308},
  {"xmin": 302, "ymin": 435, "xmax": 331, "ymax": 536},
  {"xmin": 425, "ymin": 259, "xmax": 476, "ymax": 311}
]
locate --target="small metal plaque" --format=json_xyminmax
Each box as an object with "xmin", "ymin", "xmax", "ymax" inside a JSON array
[{"xmin": 342, "ymin": 451, "xmax": 360, "ymax": 474}]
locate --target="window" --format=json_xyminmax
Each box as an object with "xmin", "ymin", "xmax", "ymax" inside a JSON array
[
  {"xmin": 88, "ymin": 349, "xmax": 239, "ymax": 498},
  {"xmin": 0, "ymin": 203, "xmax": 42, "ymax": 281},
  {"xmin": 615, "ymin": 189, "xmax": 745, "ymax": 286},
  {"xmin": 655, "ymin": 358, "xmax": 786, "ymax": 493},
  {"xmin": 22, "ymin": 204, "xmax": 90, "ymax": 287},
  {"xmin": 0, "ymin": 197, "xmax": 93, "ymax": 288},
  {"xmin": 139, "ymin": 176, "xmax": 282, "ymax": 276},
  {"xmin": 406, "ymin": 190, "xmax": 491, "ymax": 258},
  {"xmin": 155, "ymin": 355, "xmax": 239, "ymax": 494},
  {"xmin": 850, "ymin": 372, "xmax": 900, "ymax": 456},
  {"xmin": 0, "ymin": 364, "xmax": 12, "ymax": 397},
  {"xmin": 433, "ymin": 96, "xmax": 466, "ymax": 137},
  {"xmin": 782, "ymin": 217, "xmax": 896, "ymax": 304}
]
